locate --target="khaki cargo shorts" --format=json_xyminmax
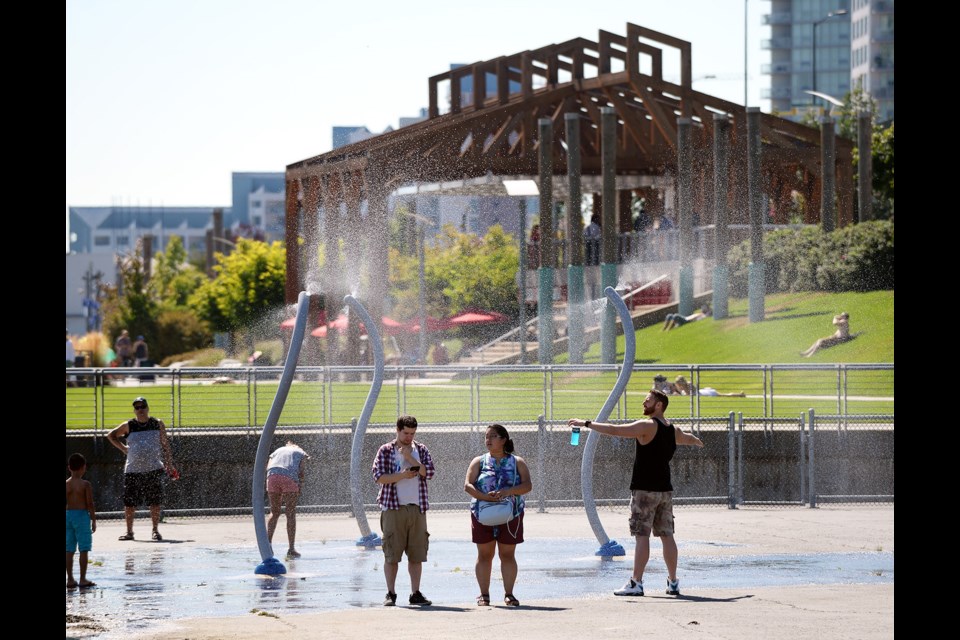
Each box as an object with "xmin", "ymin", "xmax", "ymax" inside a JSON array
[
  {"xmin": 381, "ymin": 504, "xmax": 430, "ymax": 563},
  {"xmin": 628, "ymin": 490, "xmax": 675, "ymax": 537}
]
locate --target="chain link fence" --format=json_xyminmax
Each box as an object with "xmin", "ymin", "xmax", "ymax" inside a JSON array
[
  {"xmin": 66, "ymin": 364, "xmax": 893, "ymax": 518},
  {"xmin": 66, "ymin": 363, "xmax": 894, "ymax": 433}
]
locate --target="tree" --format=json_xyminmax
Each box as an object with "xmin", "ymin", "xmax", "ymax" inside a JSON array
[
  {"xmin": 100, "ymin": 240, "xmax": 159, "ymax": 355},
  {"xmin": 389, "ymin": 224, "xmax": 519, "ymax": 321},
  {"xmin": 149, "ymin": 235, "xmax": 206, "ymax": 308},
  {"xmin": 189, "ymin": 238, "xmax": 286, "ymax": 335},
  {"xmin": 801, "ymin": 87, "xmax": 894, "ymax": 221}
]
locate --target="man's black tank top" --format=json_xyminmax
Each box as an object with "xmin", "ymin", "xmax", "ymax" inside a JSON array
[{"xmin": 629, "ymin": 417, "xmax": 677, "ymax": 492}]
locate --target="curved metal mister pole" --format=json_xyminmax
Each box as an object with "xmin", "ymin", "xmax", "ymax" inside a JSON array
[
  {"xmin": 344, "ymin": 295, "xmax": 385, "ymax": 547},
  {"xmin": 581, "ymin": 286, "xmax": 635, "ymax": 556},
  {"xmin": 253, "ymin": 291, "xmax": 311, "ymax": 575}
]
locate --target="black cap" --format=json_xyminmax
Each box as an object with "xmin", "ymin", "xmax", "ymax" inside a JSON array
[{"xmin": 133, "ymin": 396, "xmax": 148, "ymax": 407}]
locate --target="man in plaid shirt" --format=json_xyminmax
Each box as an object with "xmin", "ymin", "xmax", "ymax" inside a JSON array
[{"xmin": 372, "ymin": 415, "xmax": 436, "ymax": 607}]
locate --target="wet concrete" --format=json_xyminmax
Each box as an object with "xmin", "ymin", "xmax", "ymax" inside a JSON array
[{"xmin": 67, "ymin": 533, "xmax": 892, "ymax": 639}]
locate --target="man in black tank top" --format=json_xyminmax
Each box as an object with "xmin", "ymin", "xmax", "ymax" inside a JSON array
[{"xmin": 569, "ymin": 389, "xmax": 703, "ymax": 597}]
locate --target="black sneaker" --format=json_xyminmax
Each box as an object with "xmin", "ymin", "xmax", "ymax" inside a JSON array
[
  {"xmin": 408, "ymin": 591, "xmax": 432, "ymax": 606},
  {"xmin": 383, "ymin": 591, "xmax": 397, "ymax": 606}
]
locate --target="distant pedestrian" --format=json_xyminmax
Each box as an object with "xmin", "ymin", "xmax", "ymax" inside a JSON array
[
  {"xmin": 115, "ymin": 330, "xmax": 133, "ymax": 367},
  {"xmin": 133, "ymin": 335, "xmax": 149, "ymax": 366}
]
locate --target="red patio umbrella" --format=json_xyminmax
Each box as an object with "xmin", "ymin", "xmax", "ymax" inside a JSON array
[
  {"xmin": 281, "ymin": 309, "xmax": 327, "ymax": 330},
  {"xmin": 381, "ymin": 316, "xmax": 409, "ymax": 336},
  {"xmin": 407, "ymin": 316, "xmax": 454, "ymax": 332},
  {"xmin": 310, "ymin": 314, "xmax": 368, "ymax": 338},
  {"xmin": 446, "ymin": 308, "xmax": 509, "ymax": 326}
]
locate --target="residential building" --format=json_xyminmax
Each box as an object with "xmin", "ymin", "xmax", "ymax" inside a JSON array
[
  {"xmin": 850, "ymin": 0, "xmax": 894, "ymax": 122},
  {"xmin": 762, "ymin": 0, "xmax": 852, "ymax": 120}
]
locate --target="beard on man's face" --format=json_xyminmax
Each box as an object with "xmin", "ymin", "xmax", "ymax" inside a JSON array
[{"xmin": 643, "ymin": 403, "xmax": 655, "ymax": 415}]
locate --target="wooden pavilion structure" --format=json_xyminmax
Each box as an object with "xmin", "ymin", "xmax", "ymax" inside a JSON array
[{"xmin": 285, "ymin": 22, "xmax": 853, "ymax": 339}]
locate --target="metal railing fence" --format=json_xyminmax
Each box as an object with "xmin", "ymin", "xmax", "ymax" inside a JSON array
[
  {"xmin": 75, "ymin": 409, "xmax": 892, "ymax": 519},
  {"xmin": 66, "ymin": 363, "xmax": 893, "ymax": 434}
]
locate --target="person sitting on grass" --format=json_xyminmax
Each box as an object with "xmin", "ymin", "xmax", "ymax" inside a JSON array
[
  {"xmin": 662, "ymin": 303, "xmax": 711, "ymax": 331},
  {"xmin": 652, "ymin": 374, "xmax": 678, "ymax": 395},
  {"xmin": 673, "ymin": 375, "xmax": 745, "ymax": 398},
  {"xmin": 801, "ymin": 312, "xmax": 860, "ymax": 358}
]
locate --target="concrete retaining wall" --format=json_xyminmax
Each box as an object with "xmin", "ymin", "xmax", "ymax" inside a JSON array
[{"xmin": 66, "ymin": 427, "xmax": 893, "ymax": 514}]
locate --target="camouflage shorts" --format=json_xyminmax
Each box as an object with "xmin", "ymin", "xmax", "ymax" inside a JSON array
[{"xmin": 628, "ymin": 490, "xmax": 675, "ymax": 537}]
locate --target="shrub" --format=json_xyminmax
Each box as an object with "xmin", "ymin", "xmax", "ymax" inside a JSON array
[
  {"xmin": 154, "ymin": 309, "xmax": 213, "ymax": 362},
  {"xmin": 727, "ymin": 220, "xmax": 893, "ymax": 295},
  {"xmin": 160, "ymin": 348, "xmax": 226, "ymax": 367},
  {"xmin": 73, "ymin": 332, "xmax": 113, "ymax": 367},
  {"xmin": 253, "ymin": 339, "xmax": 284, "ymax": 365}
]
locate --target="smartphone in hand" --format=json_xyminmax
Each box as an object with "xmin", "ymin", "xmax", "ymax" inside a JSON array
[{"xmin": 409, "ymin": 465, "xmax": 421, "ymax": 472}]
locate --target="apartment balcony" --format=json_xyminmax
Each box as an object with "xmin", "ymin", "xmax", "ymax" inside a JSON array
[
  {"xmin": 761, "ymin": 87, "xmax": 793, "ymax": 99},
  {"xmin": 761, "ymin": 12, "xmax": 792, "ymax": 25},
  {"xmin": 761, "ymin": 37, "xmax": 793, "ymax": 50},
  {"xmin": 761, "ymin": 62, "xmax": 792, "ymax": 74}
]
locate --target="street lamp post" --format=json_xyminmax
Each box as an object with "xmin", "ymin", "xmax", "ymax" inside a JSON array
[
  {"xmin": 744, "ymin": 0, "xmax": 748, "ymax": 107},
  {"xmin": 812, "ymin": 9, "xmax": 848, "ymax": 107}
]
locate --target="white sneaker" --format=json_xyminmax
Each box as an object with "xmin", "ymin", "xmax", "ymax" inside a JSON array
[
  {"xmin": 614, "ymin": 578, "xmax": 644, "ymax": 596},
  {"xmin": 666, "ymin": 578, "xmax": 680, "ymax": 595}
]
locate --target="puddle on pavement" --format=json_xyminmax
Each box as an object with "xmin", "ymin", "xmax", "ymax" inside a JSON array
[{"xmin": 67, "ymin": 537, "xmax": 893, "ymax": 638}]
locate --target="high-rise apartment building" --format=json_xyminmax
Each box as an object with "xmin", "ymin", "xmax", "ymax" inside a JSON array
[
  {"xmin": 850, "ymin": 0, "xmax": 894, "ymax": 122},
  {"xmin": 762, "ymin": 0, "xmax": 852, "ymax": 120}
]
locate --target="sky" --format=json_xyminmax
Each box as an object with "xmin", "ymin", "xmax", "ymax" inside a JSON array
[{"xmin": 66, "ymin": 0, "xmax": 769, "ymax": 209}]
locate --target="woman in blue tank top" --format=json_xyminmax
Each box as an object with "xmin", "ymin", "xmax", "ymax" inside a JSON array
[{"xmin": 463, "ymin": 424, "xmax": 533, "ymax": 607}]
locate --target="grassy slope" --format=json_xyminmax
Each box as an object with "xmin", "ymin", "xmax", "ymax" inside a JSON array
[
  {"xmin": 571, "ymin": 290, "xmax": 894, "ymax": 364},
  {"xmin": 66, "ymin": 292, "xmax": 893, "ymax": 428}
]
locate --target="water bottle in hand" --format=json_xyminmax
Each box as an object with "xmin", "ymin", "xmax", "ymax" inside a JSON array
[{"xmin": 570, "ymin": 426, "xmax": 581, "ymax": 446}]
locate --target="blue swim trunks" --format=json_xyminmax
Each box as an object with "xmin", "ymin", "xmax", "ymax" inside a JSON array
[{"xmin": 66, "ymin": 509, "xmax": 92, "ymax": 553}]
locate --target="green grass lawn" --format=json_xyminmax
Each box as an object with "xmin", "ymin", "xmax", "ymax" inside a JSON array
[
  {"xmin": 567, "ymin": 290, "xmax": 894, "ymax": 364},
  {"xmin": 66, "ymin": 291, "xmax": 893, "ymax": 429}
]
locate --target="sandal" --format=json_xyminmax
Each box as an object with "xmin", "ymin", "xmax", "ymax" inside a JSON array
[
  {"xmin": 504, "ymin": 594, "xmax": 519, "ymax": 607},
  {"xmin": 118, "ymin": 532, "xmax": 135, "ymax": 541},
  {"xmin": 152, "ymin": 530, "xmax": 163, "ymax": 541},
  {"xmin": 476, "ymin": 594, "xmax": 490, "ymax": 607}
]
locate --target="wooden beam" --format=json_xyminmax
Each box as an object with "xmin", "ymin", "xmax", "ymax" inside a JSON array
[
  {"xmin": 484, "ymin": 112, "xmax": 523, "ymax": 156},
  {"xmin": 628, "ymin": 79, "xmax": 677, "ymax": 148},
  {"xmin": 601, "ymin": 88, "xmax": 652, "ymax": 155}
]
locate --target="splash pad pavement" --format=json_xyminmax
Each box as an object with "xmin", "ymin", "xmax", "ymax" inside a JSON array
[{"xmin": 66, "ymin": 505, "xmax": 893, "ymax": 640}]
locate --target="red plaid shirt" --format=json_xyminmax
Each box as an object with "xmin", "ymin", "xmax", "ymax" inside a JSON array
[{"xmin": 372, "ymin": 439, "xmax": 435, "ymax": 512}]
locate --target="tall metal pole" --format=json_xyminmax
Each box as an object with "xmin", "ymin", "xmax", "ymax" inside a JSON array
[
  {"xmin": 677, "ymin": 117, "xmax": 694, "ymax": 317},
  {"xmin": 712, "ymin": 113, "xmax": 731, "ymax": 319},
  {"xmin": 746, "ymin": 106, "xmax": 765, "ymax": 323},
  {"xmin": 857, "ymin": 110, "xmax": 873, "ymax": 222},
  {"xmin": 417, "ymin": 223, "xmax": 427, "ymax": 363},
  {"xmin": 518, "ymin": 199, "xmax": 527, "ymax": 364},
  {"xmin": 820, "ymin": 115, "xmax": 836, "ymax": 232},
  {"xmin": 812, "ymin": 21, "xmax": 818, "ymax": 106},
  {"xmin": 565, "ymin": 113, "xmax": 585, "ymax": 364},
  {"xmin": 599, "ymin": 107, "xmax": 617, "ymax": 365},
  {"xmin": 744, "ymin": 0, "xmax": 748, "ymax": 107},
  {"xmin": 537, "ymin": 117, "xmax": 555, "ymax": 364}
]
